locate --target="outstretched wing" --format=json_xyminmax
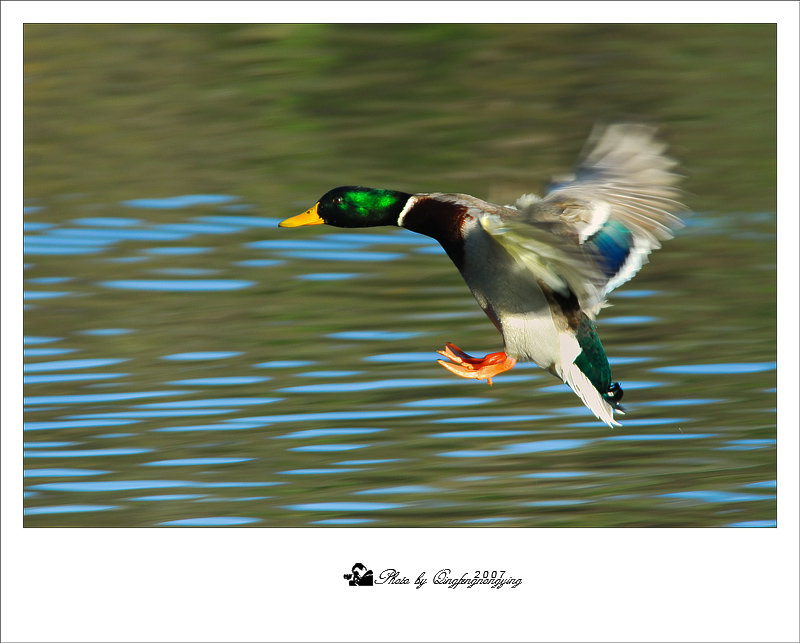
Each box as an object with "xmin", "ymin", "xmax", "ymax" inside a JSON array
[{"xmin": 482, "ymin": 123, "xmax": 687, "ymax": 317}]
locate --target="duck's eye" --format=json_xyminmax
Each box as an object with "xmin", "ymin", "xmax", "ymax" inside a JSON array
[{"xmin": 332, "ymin": 196, "xmax": 343, "ymax": 205}]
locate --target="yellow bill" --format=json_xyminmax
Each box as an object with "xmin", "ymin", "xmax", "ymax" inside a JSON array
[{"xmin": 279, "ymin": 203, "xmax": 325, "ymax": 227}]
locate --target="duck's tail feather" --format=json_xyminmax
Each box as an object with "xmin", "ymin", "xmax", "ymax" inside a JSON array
[{"xmin": 562, "ymin": 361, "xmax": 621, "ymax": 428}]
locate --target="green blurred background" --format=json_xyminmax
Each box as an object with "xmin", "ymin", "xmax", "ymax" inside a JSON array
[{"xmin": 25, "ymin": 24, "xmax": 775, "ymax": 211}]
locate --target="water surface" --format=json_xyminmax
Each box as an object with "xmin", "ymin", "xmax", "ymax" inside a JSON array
[{"xmin": 22, "ymin": 24, "xmax": 776, "ymax": 527}]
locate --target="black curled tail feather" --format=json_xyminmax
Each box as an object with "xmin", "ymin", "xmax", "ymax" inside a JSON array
[{"xmin": 604, "ymin": 381, "xmax": 625, "ymax": 412}]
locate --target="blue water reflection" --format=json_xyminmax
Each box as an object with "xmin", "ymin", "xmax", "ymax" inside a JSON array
[
  {"xmin": 355, "ymin": 486, "xmax": 439, "ymax": 494},
  {"xmin": 524, "ymin": 500, "xmax": 590, "ymax": 507},
  {"xmin": 25, "ymin": 391, "xmax": 188, "ymax": 405},
  {"xmin": 26, "ymin": 234, "xmax": 117, "ymax": 246},
  {"xmin": 28, "ymin": 480, "xmax": 283, "ymax": 492},
  {"xmin": 403, "ymin": 397, "xmax": 493, "ymax": 408},
  {"xmin": 276, "ymin": 428, "xmax": 385, "ymax": 439},
  {"xmin": 158, "ymin": 517, "xmax": 261, "ymax": 526},
  {"xmin": 236, "ymin": 259, "xmax": 285, "ymax": 268},
  {"xmin": 284, "ymin": 502, "xmax": 405, "ymax": 511},
  {"xmin": 26, "ymin": 277, "xmax": 72, "ymax": 284},
  {"xmin": 24, "ymin": 442, "xmax": 77, "ymax": 448},
  {"xmin": 414, "ymin": 245, "xmax": 447, "ymax": 255},
  {"xmin": 25, "ymin": 448, "xmax": 152, "ymax": 458},
  {"xmin": 197, "ymin": 482, "xmax": 283, "ymax": 489},
  {"xmin": 364, "ymin": 352, "xmax": 440, "ymax": 363},
  {"xmin": 717, "ymin": 439, "xmax": 776, "ymax": 450},
  {"xmin": 79, "ymin": 328, "xmax": 133, "ymax": 336},
  {"xmin": 102, "ymin": 279, "xmax": 254, "ymax": 291},
  {"xmin": 24, "ymin": 291, "xmax": 72, "ymax": 300},
  {"xmin": 50, "ymin": 227, "xmax": 191, "ymax": 241},
  {"xmin": 24, "ymin": 358, "xmax": 128, "ymax": 372},
  {"xmin": 603, "ymin": 432, "xmax": 713, "ymax": 441},
  {"xmin": 280, "ymin": 468, "xmax": 363, "ymax": 475},
  {"xmin": 133, "ymin": 494, "xmax": 208, "ymax": 501},
  {"xmin": 137, "ymin": 398, "xmax": 280, "ymax": 408},
  {"xmin": 743, "ymin": 480, "xmax": 777, "ymax": 489},
  {"xmin": 254, "ymin": 360, "xmax": 315, "ymax": 369},
  {"xmin": 162, "ymin": 352, "xmax": 242, "ymax": 360},
  {"xmin": 196, "ymin": 215, "xmax": 280, "ymax": 228},
  {"xmin": 659, "ymin": 491, "xmax": 776, "ymax": 503},
  {"xmin": 24, "ymin": 336, "xmax": 62, "ymax": 344},
  {"xmin": 279, "ymin": 378, "xmax": 456, "ymax": 393},
  {"xmin": 602, "ymin": 316, "xmax": 660, "ymax": 325},
  {"xmin": 25, "ymin": 419, "xmax": 141, "ymax": 431},
  {"xmin": 25, "ymin": 373, "xmax": 128, "ymax": 384},
  {"xmin": 123, "ymin": 195, "xmax": 238, "ymax": 209},
  {"xmin": 168, "ymin": 377, "xmax": 270, "ymax": 385},
  {"xmin": 610, "ymin": 289, "xmax": 660, "ymax": 298},
  {"xmin": 319, "ymin": 232, "xmax": 433, "ymax": 246},
  {"xmin": 296, "ymin": 273, "xmax": 360, "ymax": 281},
  {"xmin": 152, "ymin": 268, "xmax": 219, "ymax": 276},
  {"xmin": 105, "ymin": 256, "xmax": 149, "ymax": 263},
  {"xmin": 289, "ymin": 445, "xmax": 366, "ymax": 452},
  {"xmin": 152, "ymin": 421, "xmax": 272, "ymax": 433},
  {"xmin": 154, "ymin": 222, "xmax": 243, "ymax": 234},
  {"xmin": 540, "ymin": 380, "xmax": 665, "ymax": 393},
  {"xmin": 652, "ymin": 362, "xmax": 777, "ymax": 374},
  {"xmin": 608, "ymin": 356, "xmax": 652, "ymax": 365},
  {"xmin": 141, "ymin": 247, "xmax": 211, "ymax": 255},
  {"xmin": 144, "ymin": 457, "xmax": 254, "ymax": 466},
  {"xmin": 28, "ymin": 277, "xmax": 73, "ymax": 284},
  {"xmin": 236, "ymin": 410, "xmax": 430, "ymax": 423},
  {"xmin": 249, "ymin": 239, "xmax": 362, "ymax": 251},
  {"xmin": 727, "ymin": 520, "xmax": 777, "ymax": 528},
  {"xmin": 335, "ymin": 459, "xmax": 403, "ymax": 466},
  {"xmin": 68, "ymin": 409, "xmax": 234, "ymax": 419},
  {"xmin": 311, "ymin": 518, "xmax": 376, "ymax": 525},
  {"xmin": 23, "ymin": 247, "xmax": 106, "ymax": 255},
  {"xmin": 279, "ymin": 250, "xmax": 404, "ymax": 262},
  {"xmin": 72, "ymin": 217, "xmax": 142, "ymax": 227},
  {"xmin": 441, "ymin": 439, "xmax": 593, "ymax": 458},
  {"xmin": 648, "ymin": 398, "xmax": 725, "ymax": 407},
  {"xmin": 521, "ymin": 472, "xmax": 591, "ymax": 479},
  {"xmin": 24, "ymin": 505, "xmax": 117, "ymax": 515},
  {"xmin": 430, "ymin": 430, "xmax": 537, "ymax": 438},
  {"xmin": 197, "ymin": 496, "xmax": 271, "ymax": 502},
  {"xmin": 25, "ymin": 221, "xmax": 54, "ymax": 230},
  {"xmin": 434, "ymin": 415, "xmax": 551, "ymax": 424},
  {"xmin": 294, "ymin": 370, "xmax": 363, "ymax": 378},
  {"xmin": 24, "ymin": 348, "xmax": 77, "ymax": 357},
  {"xmin": 24, "ymin": 469, "xmax": 111, "ymax": 477}
]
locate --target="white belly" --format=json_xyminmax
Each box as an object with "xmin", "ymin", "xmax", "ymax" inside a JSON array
[{"xmin": 499, "ymin": 311, "xmax": 562, "ymax": 367}]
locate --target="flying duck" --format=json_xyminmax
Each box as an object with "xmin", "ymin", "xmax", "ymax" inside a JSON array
[{"xmin": 279, "ymin": 123, "xmax": 686, "ymax": 426}]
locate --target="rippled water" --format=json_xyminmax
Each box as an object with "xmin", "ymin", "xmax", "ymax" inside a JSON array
[
  {"xmin": 22, "ymin": 197, "xmax": 777, "ymax": 527},
  {"xmin": 21, "ymin": 24, "xmax": 777, "ymax": 527}
]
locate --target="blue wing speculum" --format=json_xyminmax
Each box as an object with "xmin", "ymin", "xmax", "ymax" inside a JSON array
[{"xmin": 500, "ymin": 123, "xmax": 687, "ymax": 316}]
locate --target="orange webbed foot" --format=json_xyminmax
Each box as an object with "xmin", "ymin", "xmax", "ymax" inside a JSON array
[{"xmin": 436, "ymin": 342, "xmax": 517, "ymax": 385}]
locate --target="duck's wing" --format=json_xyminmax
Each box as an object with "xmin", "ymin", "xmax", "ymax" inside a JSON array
[{"xmin": 481, "ymin": 123, "xmax": 687, "ymax": 317}]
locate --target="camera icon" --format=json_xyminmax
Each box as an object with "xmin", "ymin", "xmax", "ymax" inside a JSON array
[{"xmin": 343, "ymin": 563, "xmax": 373, "ymax": 586}]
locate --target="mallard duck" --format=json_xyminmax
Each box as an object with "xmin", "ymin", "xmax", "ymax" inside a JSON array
[{"xmin": 279, "ymin": 124, "xmax": 686, "ymax": 426}]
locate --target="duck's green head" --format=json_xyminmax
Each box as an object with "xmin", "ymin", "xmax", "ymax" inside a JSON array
[{"xmin": 280, "ymin": 186, "xmax": 412, "ymax": 229}]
